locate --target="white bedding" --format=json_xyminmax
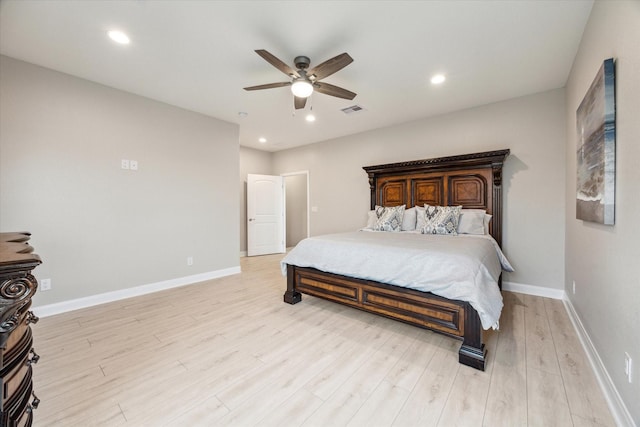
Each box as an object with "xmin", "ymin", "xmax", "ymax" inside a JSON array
[{"xmin": 281, "ymin": 231, "xmax": 514, "ymax": 330}]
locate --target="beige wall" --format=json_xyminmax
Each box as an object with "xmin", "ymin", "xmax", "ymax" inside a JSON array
[
  {"xmin": 239, "ymin": 146, "xmax": 273, "ymax": 253},
  {"xmin": 273, "ymin": 89, "xmax": 566, "ymax": 290},
  {"xmin": 565, "ymin": 1, "xmax": 640, "ymax": 423},
  {"xmin": 0, "ymin": 56, "xmax": 240, "ymax": 307}
]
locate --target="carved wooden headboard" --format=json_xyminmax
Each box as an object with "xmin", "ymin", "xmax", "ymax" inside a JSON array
[{"xmin": 363, "ymin": 149, "xmax": 510, "ymax": 246}]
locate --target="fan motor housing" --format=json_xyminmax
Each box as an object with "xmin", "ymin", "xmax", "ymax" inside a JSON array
[{"xmin": 294, "ymin": 56, "xmax": 311, "ymax": 70}]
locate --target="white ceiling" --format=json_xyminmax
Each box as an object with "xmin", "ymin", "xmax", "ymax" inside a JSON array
[{"xmin": 0, "ymin": 0, "xmax": 593, "ymax": 152}]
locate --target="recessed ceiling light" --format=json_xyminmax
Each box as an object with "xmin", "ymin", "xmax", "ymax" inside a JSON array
[
  {"xmin": 305, "ymin": 114, "xmax": 316, "ymax": 122},
  {"xmin": 430, "ymin": 74, "xmax": 446, "ymax": 85},
  {"xmin": 258, "ymin": 137, "xmax": 267, "ymax": 143},
  {"xmin": 108, "ymin": 30, "xmax": 130, "ymax": 45}
]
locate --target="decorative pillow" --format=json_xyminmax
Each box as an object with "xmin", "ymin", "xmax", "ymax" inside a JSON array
[
  {"xmin": 373, "ymin": 205, "xmax": 405, "ymax": 232},
  {"xmin": 401, "ymin": 207, "xmax": 417, "ymax": 231},
  {"xmin": 420, "ymin": 204, "xmax": 462, "ymax": 235},
  {"xmin": 457, "ymin": 209, "xmax": 487, "ymax": 235}
]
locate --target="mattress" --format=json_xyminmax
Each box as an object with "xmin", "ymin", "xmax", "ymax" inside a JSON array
[{"xmin": 281, "ymin": 230, "xmax": 514, "ymax": 330}]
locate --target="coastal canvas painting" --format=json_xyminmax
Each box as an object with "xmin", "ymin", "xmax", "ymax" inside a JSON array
[{"xmin": 576, "ymin": 58, "xmax": 616, "ymax": 225}]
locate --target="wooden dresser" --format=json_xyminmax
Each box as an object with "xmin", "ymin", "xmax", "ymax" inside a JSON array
[{"xmin": 1, "ymin": 233, "xmax": 41, "ymax": 427}]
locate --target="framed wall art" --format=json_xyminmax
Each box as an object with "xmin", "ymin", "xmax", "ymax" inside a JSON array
[{"xmin": 576, "ymin": 58, "xmax": 616, "ymax": 225}]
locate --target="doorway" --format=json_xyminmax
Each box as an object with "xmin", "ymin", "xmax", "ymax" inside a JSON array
[
  {"xmin": 283, "ymin": 171, "xmax": 310, "ymax": 248},
  {"xmin": 245, "ymin": 171, "xmax": 309, "ymax": 256}
]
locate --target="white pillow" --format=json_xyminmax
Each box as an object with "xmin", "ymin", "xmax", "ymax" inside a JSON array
[
  {"xmin": 458, "ymin": 209, "xmax": 487, "ymax": 235},
  {"xmin": 415, "ymin": 205, "xmax": 426, "ymax": 230},
  {"xmin": 373, "ymin": 205, "xmax": 405, "ymax": 232},
  {"xmin": 401, "ymin": 207, "xmax": 417, "ymax": 231},
  {"xmin": 484, "ymin": 213, "xmax": 492, "ymax": 234},
  {"xmin": 420, "ymin": 205, "xmax": 462, "ymax": 235},
  {"xmin": 365, "ymin": 210, "xmax": 377, "ymax": 229}
]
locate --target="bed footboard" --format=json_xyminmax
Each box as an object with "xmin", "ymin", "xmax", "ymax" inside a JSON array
[{"xmin": 284, "ymin": 264, "xmax": 487, "ymax": 371}]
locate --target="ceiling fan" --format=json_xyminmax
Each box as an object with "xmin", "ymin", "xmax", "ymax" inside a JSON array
[{"xmin": 244, "ymin": 49, "xmax": 356, "ymax": 110}]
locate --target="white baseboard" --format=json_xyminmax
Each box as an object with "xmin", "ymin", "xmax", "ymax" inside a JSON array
[
  {"xmin": 498, "ymin": 282, "xmax": 634, "ymax": 425},
  {"xmin": 502, "ymin": 281, "xmax": 566, "ymax": 300},
  {"xmin": 563, "ymin": 297, "xmax": 636, "ymax": 427},
  {"xmin": 240, "ymin": 251, "xmax": 247, "ymax": 257},
  {"xmin": 33, "ymin": 266, "xmax": 241, "ymax": 318}
]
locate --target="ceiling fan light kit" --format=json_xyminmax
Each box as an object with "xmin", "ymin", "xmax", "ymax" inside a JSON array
[
  {"xmin": 244, "ymin": 49, "xmax": 356, "ymax": 110},
  {"xmin": 291, "ymin": 79, "xmax": 313, "ymax": 98}
]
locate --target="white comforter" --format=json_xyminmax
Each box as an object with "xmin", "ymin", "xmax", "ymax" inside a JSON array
[{"xmin": 281, "ymin": 231, "xmax": 514, "ymax": 330}]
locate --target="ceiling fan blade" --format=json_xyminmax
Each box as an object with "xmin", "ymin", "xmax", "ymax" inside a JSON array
[
  {"xmin": 244, "ymin": 82, "xmax": 291, "ymax": 91},
  {"xmin": 294, "ymin": 96, "xmax": 307, "ymax": 110},
  {"xmin": 313, "ymin": 82, "xmax": 357, "ymax": 100},
  {"xmin": 307, "ymin": 53, "xmax": 353, "ymax": 80},
  {"xmin": 255, "ymin": 49, "xmax": 300, "ymax": 78}
]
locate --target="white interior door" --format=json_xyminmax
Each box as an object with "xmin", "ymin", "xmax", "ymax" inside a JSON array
[{"xmin": 247, "ymin": 174, "xmax": 285, "ymax": 256}]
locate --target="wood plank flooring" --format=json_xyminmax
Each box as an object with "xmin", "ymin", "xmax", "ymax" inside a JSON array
[{"xmin": 31, "ymin": 253, "xmax": 615, "ymax": 426}]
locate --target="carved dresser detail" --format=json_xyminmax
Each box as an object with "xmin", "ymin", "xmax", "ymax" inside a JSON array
[{"xmin": 1, "ymin": 232, "xmax": 41, "ymax": 427}]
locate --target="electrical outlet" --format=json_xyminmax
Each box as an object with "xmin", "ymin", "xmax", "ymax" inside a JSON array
[
  {"xmin": 187, "ymin": 256, "xmax": 193, "ymax": 266},
  {"xmin": 40, "ymin": 278, "xmax": 52, "ymax": 291},
  {"xmin": 130, "ymin": 160, "xmax": 138, "ymax": 170},
  {"xmin": 121, "ymin": 159, "xmax": 130, "ymax": 170},
  {"xmin": 572, "ymin": 280, "xmax": 576, "ymax": 294},
  {"xmin": 625, "ymin": 352, "xmax": 632, "ymax": 383}
]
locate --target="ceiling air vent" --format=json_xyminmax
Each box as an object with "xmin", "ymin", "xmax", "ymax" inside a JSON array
[{"xmin": 341, "ymin": 105, "xmax": 366, "ymax": 115}]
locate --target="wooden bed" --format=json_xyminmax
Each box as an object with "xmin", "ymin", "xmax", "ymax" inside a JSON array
[{"xmin": 283, "ymin": 149, "xmax": 510, "ymax": 371}]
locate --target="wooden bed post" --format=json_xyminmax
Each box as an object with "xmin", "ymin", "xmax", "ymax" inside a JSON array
[
  {"xmin": 458, "ymin": 303, "xmax": 487, "ymax": 370},
  {"xmin": 283, "ymin": 264, "xmax": 302, "ymax": 304},
  {"xmin": 367, "ymin": 173, "xmax": 376, "ymax": 210},
  {"xmin": 492, "ymin": 160, "xmax": 504, "ymax": 248}
]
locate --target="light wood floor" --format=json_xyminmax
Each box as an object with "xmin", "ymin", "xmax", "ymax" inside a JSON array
[{"xmin": 32, "ymin": 253, "xmax": 615, "ymax": 426}]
